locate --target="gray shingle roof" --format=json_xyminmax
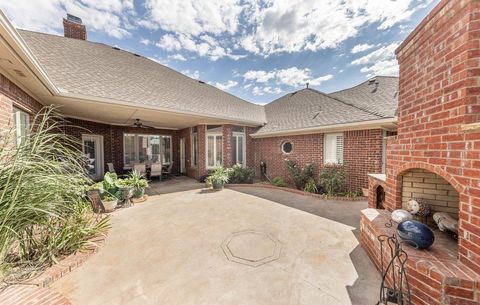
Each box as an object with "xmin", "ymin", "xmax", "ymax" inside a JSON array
[
  {"xmin": 329, "ymin": 76, "xmax": 398, "ymax": 118},
  {"xmin": 18, "ymin": 30, "xmax": 266, "ymax": 124},
  {"xmin": 257, "ymin": 88, "xmax": 383, "ymax": 134}
]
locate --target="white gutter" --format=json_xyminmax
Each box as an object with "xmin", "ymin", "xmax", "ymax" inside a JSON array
[{"xmin": 250, "ymin": 117, "xmax": 398, "ymax": 138}]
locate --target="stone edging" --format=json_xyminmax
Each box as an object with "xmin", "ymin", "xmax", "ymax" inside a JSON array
[{"xmin": 226, "ymin": 183, "xmax": 367, "ymax": 201}]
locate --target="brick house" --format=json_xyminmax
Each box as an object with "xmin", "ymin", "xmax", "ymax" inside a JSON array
[
  {"xmin": 0, "ymin": 11, "xmax": 397, "ymax": 192},
  {"xmin": 361, "ymin": 0, "xmax": 480, "ymax": 304}
]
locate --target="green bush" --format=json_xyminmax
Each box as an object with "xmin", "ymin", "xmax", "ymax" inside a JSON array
[
  {"xmin": 303, "ymin": 178, "xmax": 318, "ymax": 193},
  {"xmin": 228, "ymin": 164, "xmax": 255, "ymax": 184},
  {"xmin": 286, "ymin": 160, "xmax": 315, "ymax": 190},
  {"xmin": 0, "ymin": 107, "xmax": 109, "ymax": 279},
  {"xmin": 318, "ymin": 164, "xmax": 348, "ymax": 196},
  {"xmin": 272, "ymin": 177, "xmax": 287, "ymax": 187}
]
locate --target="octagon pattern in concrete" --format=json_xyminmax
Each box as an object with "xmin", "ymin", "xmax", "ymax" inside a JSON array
[{"xmin": 222, "ymin": 230, "xmax": 281, "ymax": 267}]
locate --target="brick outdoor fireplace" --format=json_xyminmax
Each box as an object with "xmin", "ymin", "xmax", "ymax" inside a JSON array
[{"xmin": 360, "ymin": 1, "xmax": 480, "ymax": 304}]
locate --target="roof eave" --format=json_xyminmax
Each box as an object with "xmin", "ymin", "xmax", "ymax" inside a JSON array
[{"xmin": 250, "ymin": 117, "xmax": 397, "ymax": 138}]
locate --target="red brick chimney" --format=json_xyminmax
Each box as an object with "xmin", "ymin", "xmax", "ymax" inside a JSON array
[{"xmin": 63, "ymin": 14, "xmax": 87, "ymax": 40}]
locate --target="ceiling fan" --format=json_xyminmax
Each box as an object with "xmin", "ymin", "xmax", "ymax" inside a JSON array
[{"xmin": 132, "ymin": 118, "xmax": 154, "ymax": 129}]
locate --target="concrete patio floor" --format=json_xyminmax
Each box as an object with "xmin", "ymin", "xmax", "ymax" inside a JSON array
[{"xmin": 52, "ymin": 181, "xmax": 380, "ymax": 305}]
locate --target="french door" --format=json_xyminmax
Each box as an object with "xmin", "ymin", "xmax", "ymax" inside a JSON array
[{"xmin": 82, "ymin": 134, "xmax": 104, "ymax": 181}]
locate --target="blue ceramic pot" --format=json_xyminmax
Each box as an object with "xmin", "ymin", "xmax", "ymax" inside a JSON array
[{"xmin": 397, "ymin": 220, "xmax": 435, "ymax": 249}]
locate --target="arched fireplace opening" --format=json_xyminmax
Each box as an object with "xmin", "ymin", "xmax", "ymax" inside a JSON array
[{"xmin": 401, "ymin": 168, "xmax": 459, "ymax": 253}]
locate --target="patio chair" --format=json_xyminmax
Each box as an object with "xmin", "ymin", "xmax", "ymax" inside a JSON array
[
  {"xmin": 107, "ymin": 162, "xmax": 116, "ymax": 173},
  {"xmin": 133, "ymin": 163, "xmax": 147, "ymax": 177},
  {"xmin": 150, "ymin": 163, "xmax": 162, "ymax": 181},
  {"xmin": 162, "ymin": 162, "xmax": 174, "ymax": 180}
]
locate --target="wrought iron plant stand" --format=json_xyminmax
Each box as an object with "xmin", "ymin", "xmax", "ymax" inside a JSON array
[{"xmin": 376, "ymin": 219, "xmax": 413, "ymax": 305}]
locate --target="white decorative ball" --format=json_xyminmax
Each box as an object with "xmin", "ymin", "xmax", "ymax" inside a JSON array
[{"xmin": 391, "ymin": 209, "xmax": 413, "ymax": 223}]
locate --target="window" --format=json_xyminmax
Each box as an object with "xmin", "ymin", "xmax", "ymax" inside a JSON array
[
  {"xmin": 281, "ymin": 141, "xmax": 293, "ymax": 154},
  {"xmin": 232, "ymin": 132, "xmax": 245, "ymax": 166},
  {"xmin": 123, "ymin": 134, "xmax": 172, "ymax": 166},
  {"xmin": 324, "ymin": 133, "xmax": 344, "ymax": 164},
  {"xmin": 13, "ymin": 108, "xmax": 29, "ymax": 145},
  {"xmin": 191, "ymin": 127, "xmax": 198, "ymax": 167},
  {"xmin": 206, "ymin": 134, "xmax": 223, "ymax": 168}
]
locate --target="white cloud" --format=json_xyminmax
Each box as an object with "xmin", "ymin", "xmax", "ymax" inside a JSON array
[
  {"xmin": 351, "ymin": 43, "xmax": 375, "ymax": 54},
  {"xmin": 168, "ymin": 54, "xmax": 187, "ymax": 61},
  {"xmin": 243, "ymin": 70, "xmax": 276, "ymax": 83},
  {"xmin": 352, "ymin": 42, "xmax": 399, "ymax": 76},
  {"xmin": 214, "ymin": 80, "xmax": 238, "ymax": 90},
  {"xmin": 140, "ymin": 38, "xmax": 151, "ymax": 45},
  {"xmin": 156, "ymin": 33, "xmax": 245, "ymax": 61},
  {"xmin": 252, "ymin": 86, "xmax": 283, "ymax": 96},
  {"xmin": 244, "ymin": 67, "xmax": 333, "ymax": 88},
  {"xmin": 141, "ymin": 0, "xmax": 243, "ymax": 36},
  {"xmin": 240, "ymin": 0, "xmax": 423, "ymax": 56},
  {"xmin": 1, "ymin": 0, "xmax": 135, "ymax": 39},
  {"xmin": 181, "ymin": 69, "xmax": 200, "ymax": 79}
]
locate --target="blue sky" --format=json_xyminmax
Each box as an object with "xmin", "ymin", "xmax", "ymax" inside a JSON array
[{"xmin": 1, "ymin": 0, "xmax": 439, "ymax": 104}]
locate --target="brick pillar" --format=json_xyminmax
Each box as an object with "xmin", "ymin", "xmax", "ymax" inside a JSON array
[
  {"xmin": 246, "ymin": 127, "xmax": 256, "ymax": 168},
  {"xmin": 197, "ymin": 125, "xmax": 207, "ymax": 177},
  {"xmin": 222, "ymin": 124, "xmax": 233, "ymax": 168},
  {"xmin": 0, "ymin": 93, "xmax": 13, "ymax": 128}
]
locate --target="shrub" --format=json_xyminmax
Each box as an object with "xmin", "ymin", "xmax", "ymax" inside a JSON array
[
  {"xmin": 303, "ymin": 178, "xmax": 318, "ymax": 193},
  {"xmin": 286, "ymin": 160, "xmax": 315, "ymax": 190},
  {"xmin": 228, "ymin": 164, "xmax": 255, "ymax": 184},
  {"xmin": 0, "ymin": 107, "xmax": 109, "ymax": 279},
  {"xmin": 318, "ymin": 164, "xmax": 348, "ymax": 196},
  {"xmin": 272, "ymin": 177, "xmax": 287, "ymax": 187}
]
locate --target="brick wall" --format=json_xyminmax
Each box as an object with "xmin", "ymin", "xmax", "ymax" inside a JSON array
[
  {"xmin": 384, "ymin": 0, "xmax": 480, "ymax": 274},
  {"xmin": 0, "ymin": 73, "xmax": 43, "ymax": 128},
  {"xmin": 252, "ymin": 129, "xmax": 384, "ymax": 190},
  {"xmin": 344, "ymin": 129, "xmax": 383, "ymax": 190}
]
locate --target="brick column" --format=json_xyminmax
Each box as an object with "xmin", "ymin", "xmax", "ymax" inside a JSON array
[
  {"xmin": 222, "ymin": 124, "xmax": 233, "ymax": 167},
  {"xmin": 197, "ymin": 125, "xmax": 207, "ymax": 177}
]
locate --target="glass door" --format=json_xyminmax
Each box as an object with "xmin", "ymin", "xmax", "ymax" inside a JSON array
[{"xmin": 82, "ymin": 135, "xmax": 104, "ymax": 180}]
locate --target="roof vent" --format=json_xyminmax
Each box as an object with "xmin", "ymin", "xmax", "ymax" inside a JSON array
[
  {"xmin": 368, "ymin": 78, "xmax": 376, "ymax": 85},
  {"xmin": 133, "ymin": 53, "xmax": 141, "ymax": 57},
  {"xmin": 306, "ymin": 82, "xmax": 309, "ymax": 89},
  {"xmin": 198, "ymin": 80, "xmax": 205, "ymax": 84},
  {"xmin": 13, "ymin": 69, "xmax": 26, "ymax": 78},
  {"xmin": 112, "ymin": 46, "xmax": 121, "ymax": 50}
]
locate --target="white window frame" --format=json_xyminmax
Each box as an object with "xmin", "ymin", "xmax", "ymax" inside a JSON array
[
  {"xmin": 13, "ymin": 108, "xmax": 29, "ymax": 146},
  {"xmin": 191, "ymin": 129, "xmax": 198, "ymax": 167},
  {"xmin": 281, "ymin": 141, "xmax": 293, "ymax": 154},
  {"xmin": 205, "ymin": 133, "xmax": 223, "ymax": 169},
  {"xmin": 123, "ymin": 133, "xmax": 172, "ymax": 167},
  {"xmin": 324, "ymin": 132, "xmax": 344, "ymax": 164},
  {"xmin": 232, "ymin": 131, "xmax": 246, "ymax": 167}
]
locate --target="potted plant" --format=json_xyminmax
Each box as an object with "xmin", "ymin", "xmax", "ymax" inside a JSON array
[
  {"xmin": 206, "ymin": 167, "xmax": 231, "ymax": 190},
  {"xmin": 101, "ymin": 193, "xmax": 118, "ymax": 212},
  {"xmin": 127, "ymin": 170, "xmax": 149, "ymax": 199},
  {"xmin": 115, "ymin": 178, "xmax": 134, "ymax": 207}
]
